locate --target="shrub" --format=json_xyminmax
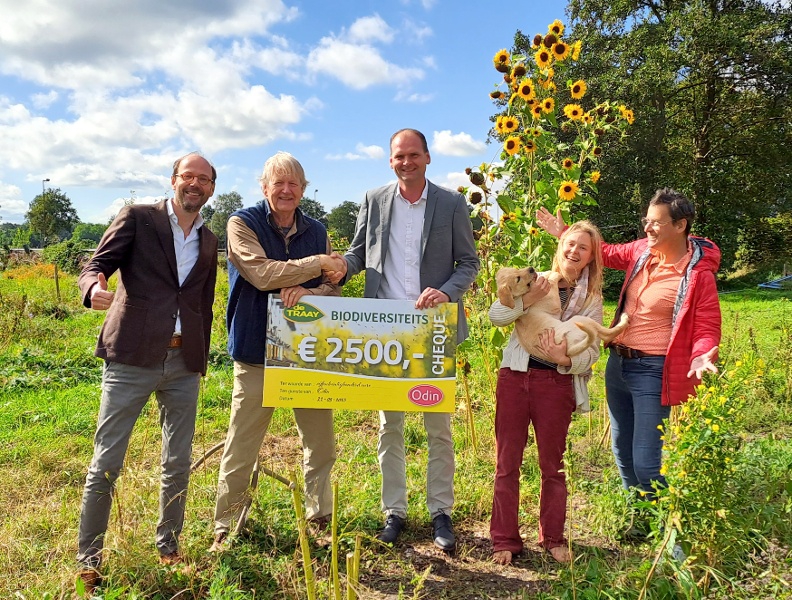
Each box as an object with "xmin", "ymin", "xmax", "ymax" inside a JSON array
[{"xmin": 41, "ymin": 238, "xmax": 93, "ymax": 275}]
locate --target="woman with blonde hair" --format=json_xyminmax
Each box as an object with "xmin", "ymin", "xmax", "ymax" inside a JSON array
[{"xmin": 489, "ymin": 220, "xmax": 605, "ymax": 564}]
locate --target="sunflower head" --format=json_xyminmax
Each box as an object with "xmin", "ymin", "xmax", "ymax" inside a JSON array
[
  {"xmin": 523, "ymin": 139, "xmax": 537, "ymax": 153},
  {"xmin": 502, "ymin": 116, "xmax": 519, "ymax": 133},
  {"xmin": 493, "ymin": 49, "xmax": 511, "ymax": 70},
  {"xmin": 571, "ymin": 40, "xmax": 583, "ymax": 61},
  {"xmin": 594, "ymin": 128, "xmax": 604, "ymax": 136},
  {"xmin": 531, "ymin": 104, "xmax": 544, "ymax": 120},
  {"xmin": 563, "ymin": 104, "xmax": 584, "ymax": 120},
  {"xmin": 593, "ymin": 146, "xmax": 603, "ymax": 157},
  {"xmin": 542, "ymin": 97, "xmax": 555, "ymax": 113},
  {"xmin": 517, "ymin": 79, "xmax": 535, "ymax": 101},
  {"xmin": 470, "ymin": 191, "xmax": 483, "ymax": 205},
  {"xmin": 512, "ymin": 63, "xmax": 527, "ymax": 78},
  {"xmin": 489, "ymin": 90, "xmax": 504, "ymax": 100},
  {"xmin": 469, "ymin": 171, "xmax": 486, "ymax": 186},
  {"xmin": 532, "ymin": 34, "xmax": 543, "ymax": 49},
  {"xmin": 570, "ymin": 79, "xmax": 587, "ymax": 99},
  {"xmin": 622, "ymin": 108, "xmax": 635, "ymax": 124},
  {"xmin": 504, "ymin": 136, "xmax": 521, "ymax": 156},
  {"xmin": 562, "ymin": 157, "xmax": 575, "ymax": 170},
  {"xmin": 552, "ymin": 42, "xmax": 570, "ymax": 61},
  {"xmin": 548, "ymin": 19, "xmax": 565, "ymax": 36},
  {"xmin": 503, "ymin": 74, "xmax": 512, "ymax": 84},
  {"xmin": 543, "ymin": 33, "xmax": 558, "ymax": 48},
  {"xmin": 559, "ymin": 180, "xmax": 579, "ymax": 201},
  {"xmin": 535, "ymin": 49, "xmax": 552, "ymax": 69},
  {"xmin": 591, "ymin": 171, "xmax": 601, "ymax": 184}
]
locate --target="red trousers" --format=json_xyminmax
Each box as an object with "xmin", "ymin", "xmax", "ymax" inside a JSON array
[{"xmin": 490, "ymin": 368, "xmax": 575, "ymax": 553}]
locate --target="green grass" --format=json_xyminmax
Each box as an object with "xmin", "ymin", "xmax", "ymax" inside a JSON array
[{"xmin": 1, "ymin": 266, "xmax": 791, "ymax": 599}]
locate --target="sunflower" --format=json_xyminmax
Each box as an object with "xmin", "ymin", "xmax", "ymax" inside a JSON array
[
  {"xmin": 502, "ymin": 115, "xmax": 519, "ymax": 133},
  {"xmin": 504, "ymin": 136, "xmax": 521, "ymax": 155},
  {"xmin": 517, "ymin": 79, "xmax": 536, "ymax": 101},
  {"xmin": 512, "ymin": 63, "xmax": 527, "ymax": 78},
  {"xmin": 591, "ymin": 171, "xmax": 601, "ymax": 184},
  {"xmin": 542, "ymin": 97, "xmax": 555, "ymax": 113},
  {"xmin": 621, "ymin": 107, "xmax": 635, "ymax": 124},
  {"xmin": 532, "ymin": 34, "xmax": 543, "ymax": 49},
  {"xmin": 562, "ymin": 157, "xmax": 575, "ymax": 170},
  {"xmin": 563, "ymin": 104, "xmax": 584, "ymax": 120},
  {"xmin": 543, "ymin": 33, "xmax": 558, "ymax": 48},
  {"xmin": 571, "ymin": 40, "xmax": 582, "ymax": 61},
  {"xmin": 570, "ymin": 79, "xmax": 587, "ymax": 99},
  {"xmin": 593, "ymin": 146, "xmax": 603, "ymax": 157},
  {"xmin": 552, "ymin": 42, "xmax": 570, "ymax": 61},
  {"xmin": 470, "ymin": 191, "xmax": 483, "ymax": 204},
  {"xmin": 527, "ymin": 127, "xmax": 541, "ymax": 137},
  {"xmin": 535, "ymin": 49, "xmax": 552, "ymax": 69},
  {"xmin": 523, "ymin": 139, "xmax": 537, "ymax": 153},
  {"xmin": 559, "ymin": 180, "xmax": 579, "ymax": 201},
  {"xmin": 528, "ymin": 226, "xmax": 540, "ymax": 236},
  {"xmin": 490, "ymin": 90, "xmax": 504, "ymax": 100},
  {"xmin": 493, "ymin": 49, "xmax": 511, "ymax": 72},
  {"xmin": 531, "ymin": 104, "xmax": 544, "ymax": 120},
  {"xmin": 495, "ymin": 116, "xmax": 506, "ymax": 134},
  {"xmin": 548, "ymin": 19, "xmax": 564, "ymax": 36}
]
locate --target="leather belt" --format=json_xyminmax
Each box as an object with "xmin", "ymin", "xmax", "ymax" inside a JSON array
[
  {"xmin": 610, "ymin": 344, "xmax": 664, "ymax": 359},
  {"xmin": 168, "ymin": 335, "xmax": 182, "ymax": 349}
]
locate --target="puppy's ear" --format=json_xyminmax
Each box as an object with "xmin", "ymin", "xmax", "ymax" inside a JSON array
[{"xmin": 497, "ymin": 280, "xmax": 516, "ymax": 309}]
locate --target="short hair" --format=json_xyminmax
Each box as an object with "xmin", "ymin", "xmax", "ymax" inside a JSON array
[
  {"xmin": 552, "ymin": 219, "xmax": 604, "ymax": 303},
  {"xmin": 259, "ymin": 151, "xmax": 308, "ymax": 192},
  {"xmin": 390, "ymin": 129, "xmax": 429, "ymax": 153},
  {"xmin": 649, "ymin": 188, "xmax": 696, "ymax": 234},
  {"xmin": 172, "ymin": 151, "xmax": 216, "ymax": 183}
]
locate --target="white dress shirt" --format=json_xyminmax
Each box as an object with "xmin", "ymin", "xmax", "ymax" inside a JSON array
[
  {"xmin": 378, "ymin": 182, "xmax": 428, "ymax": 301},
  {"xmin": 167, "ymin": 199, "xmax": 204, "ymax": 335}
]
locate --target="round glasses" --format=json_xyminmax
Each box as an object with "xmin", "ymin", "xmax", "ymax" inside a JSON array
[
  {"xmin": 640, "ymin": 217, "xmax": 671, "ymax": 228},
  {"xmin": 176, "ymin": 173, "xmax": 214, "ymax": 186}
]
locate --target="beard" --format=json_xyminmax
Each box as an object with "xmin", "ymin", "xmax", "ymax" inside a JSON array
[{"xmin": 174, "ymin": 188, "xmax": 206, "ymax": 213}]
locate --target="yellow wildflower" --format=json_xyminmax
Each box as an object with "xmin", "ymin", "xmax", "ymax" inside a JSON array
[{"xmin": 558, "ymin": 180, "xmax": 578, "ymax": 201}]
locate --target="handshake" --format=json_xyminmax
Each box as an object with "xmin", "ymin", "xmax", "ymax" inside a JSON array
[{"xmin": 319, "ymin": 252, "xmax": 348, "ymax": 285}]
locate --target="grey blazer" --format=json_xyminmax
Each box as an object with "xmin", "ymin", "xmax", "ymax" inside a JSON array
[{"xmin": 344, "ymin": 180, "xmax": 480, "ymax": 343}]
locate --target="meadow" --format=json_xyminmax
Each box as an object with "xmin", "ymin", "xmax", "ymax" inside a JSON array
[{"xmin": 1, "ymin": 262, "xmax": 790, "ymax": 599}]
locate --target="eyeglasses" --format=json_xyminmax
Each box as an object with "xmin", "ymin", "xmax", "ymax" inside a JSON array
[
  {"xmin": 641, "ymin": 217, "xmax": 671, "ymax": 228},
  {"xmin": 176, "ymin": 173, "xmax": 214, "ymax": 186}
]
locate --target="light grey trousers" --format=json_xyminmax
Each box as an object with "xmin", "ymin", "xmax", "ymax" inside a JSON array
[
  {"xmin": 77, "ymin": 349, "xmax": 200, "ymax": 567},
  {"xmin": 378, "ymin": 410, "xmax": 455, "ymax": 520}
]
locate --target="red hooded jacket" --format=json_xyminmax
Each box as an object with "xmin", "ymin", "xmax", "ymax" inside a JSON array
[{"xmin": 604, "ymin": 236, "xmax": 722, "ymax": 406}]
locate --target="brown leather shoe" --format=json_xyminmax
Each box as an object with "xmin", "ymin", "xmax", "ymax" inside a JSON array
[
  {"xmin": 159, "ymin": 551, "xmax": 184, "ymax": 566},
  {"xmin": 76, "ymin": 568, "xmax": 101, "ymax": 596}
]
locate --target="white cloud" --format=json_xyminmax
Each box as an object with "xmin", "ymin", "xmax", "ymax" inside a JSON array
[
  {"xmin": 395, "ymin": 90, "xmax": 434, "ymax": 103},
  {"xmin": 431, "ymin": 130, "xmax": 487, "ymax": 156},
  {"xmin": 347, "ymin": 15, "xmax": 395, "ymax": 44},
  {"xmin": 308, "ymin": 38, "xmax": 424, "ymax": 89},
  {"xmin": 326, "ymin": 143, "xmax": 385, "ymax": 161},
  {"xmin": 0, "ymin": 182, "xmax": 27, "ymax": 220},
  {"xmin": 30, "ymin": 91, "xmax": 58, "ymax": 110}
]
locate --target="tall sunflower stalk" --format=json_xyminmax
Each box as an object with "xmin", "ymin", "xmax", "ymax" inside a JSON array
[{"xmin": 465, "ymin": 19, "xmax": 634, "ymax": 292}]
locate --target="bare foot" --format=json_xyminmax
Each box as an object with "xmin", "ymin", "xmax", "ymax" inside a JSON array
[
  {"xmin": 548, "ymin": 545, "xmax": 572, "ymax": 563},
  {"xmin": 492, "ymin": 550, "xmax": 513, "ymax": 565}
]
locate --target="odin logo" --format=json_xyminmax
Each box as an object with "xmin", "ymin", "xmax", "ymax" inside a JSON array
[{"xmin": 408, "ymin": 384, "xmax": 444, "ymax": 407}]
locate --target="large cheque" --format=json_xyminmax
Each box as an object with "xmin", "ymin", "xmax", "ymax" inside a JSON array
[{"xmin": 264, "ymin": 296, "xmax": 457, "ymax": 412}]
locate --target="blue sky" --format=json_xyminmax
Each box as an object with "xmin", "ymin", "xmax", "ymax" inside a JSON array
[{"xmin": 0, "ymin": 0, "xmax": 569, "ymax": 225}]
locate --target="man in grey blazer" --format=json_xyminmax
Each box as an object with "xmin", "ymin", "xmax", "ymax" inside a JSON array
[
  {"xmin": 334, "ymin": 128, "xmax": 479, "ymax": 551},
  {"xmin": 75, "ymin": 152, "xmax": 218, "ymax": 593}
]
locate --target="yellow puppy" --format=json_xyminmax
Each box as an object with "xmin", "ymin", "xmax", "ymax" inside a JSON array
[{"xmin": 496, "ymin": 266, "xmax": 628, "ymax": 362}]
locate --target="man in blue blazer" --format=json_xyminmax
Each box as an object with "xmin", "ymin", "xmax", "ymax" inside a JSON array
[{"xmin": 336, "ymin": 128, "xmax": 479, "ymax": 551}]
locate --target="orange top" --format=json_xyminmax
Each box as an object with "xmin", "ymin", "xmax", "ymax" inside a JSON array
[{"xmin": 613, "ymin": 245, "xmax": 692, "ymax": 354}]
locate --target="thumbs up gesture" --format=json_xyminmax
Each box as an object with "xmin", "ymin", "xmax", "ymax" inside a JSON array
[{"xmin": 90, "ymin": 272, "xmax": 115, "ymax": 311}]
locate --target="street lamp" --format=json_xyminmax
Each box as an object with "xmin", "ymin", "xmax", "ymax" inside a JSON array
[
  {"xmin": 314, "ymin": 189, "xmax": 318, "ymax": 202},
  {"xmin": 42, "ymin": 178, "xmax": 50, "ymax": 195}
]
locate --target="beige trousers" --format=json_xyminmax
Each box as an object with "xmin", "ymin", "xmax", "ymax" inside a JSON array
[{"xmin": 213, "ymin": 361, "xmax": 336, "ymax": 534}]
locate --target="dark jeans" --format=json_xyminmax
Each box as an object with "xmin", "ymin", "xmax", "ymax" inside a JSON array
[{"xmin": 605, "ymin": 352, "xmax": 669, "ymax": 495}]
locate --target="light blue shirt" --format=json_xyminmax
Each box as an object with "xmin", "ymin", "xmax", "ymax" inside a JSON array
[{"xmin": 167, "ymin": 199, "xmax": 204, "ymax": 335}]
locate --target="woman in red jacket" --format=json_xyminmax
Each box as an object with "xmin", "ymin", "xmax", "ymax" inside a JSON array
[{"xmin": 538, "ymin": 189, "xmax": 721, "ymax": 517}]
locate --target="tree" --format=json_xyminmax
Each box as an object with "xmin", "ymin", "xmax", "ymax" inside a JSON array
[
  {"xmin": 26, "ymin": 188, "xmax": 80, "ymax": 246},
  {"xmin": 72, "ymin": 223, "xmax": 108, "ymax": 244},
  {"xmin": 559, "ymin": 0, "xmax": 792, "ymax": 267},
  {"xmin": 326, "ymin": 201, "xmax": 360, "ymax": 243},
  {"xmin": 208, "ymin": 191, "xmax": 244, "ymax": 247},
  {"xmin": 200, "ymin": 204, "xmax": 215, "ymax": 224},
  {"xmin": 299, "ymin": 197, "xmax": 328, "ymax": 226}
]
